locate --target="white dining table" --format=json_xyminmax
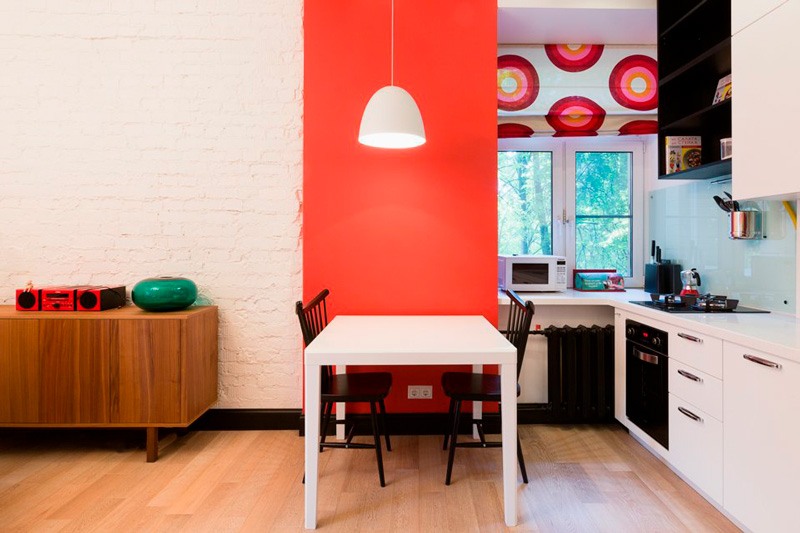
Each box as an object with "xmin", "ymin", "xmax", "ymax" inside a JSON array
[{"xmin": 303, "ymin": 315, "xmax": 518, "ymax": 529}]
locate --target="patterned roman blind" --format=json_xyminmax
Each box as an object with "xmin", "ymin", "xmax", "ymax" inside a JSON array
[{"xmin": 498, "ymin": 45, "xmax": 658, "ymax": 137}]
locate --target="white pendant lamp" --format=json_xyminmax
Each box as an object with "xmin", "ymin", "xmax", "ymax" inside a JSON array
[{"xmin": 359, "ymin": 0, "xmax": 426, "ymax": 149}]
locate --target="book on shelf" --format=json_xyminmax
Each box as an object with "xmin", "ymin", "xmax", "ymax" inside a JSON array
[
  {"xmin": 666, "ymin": 136, "xmax": 702, "ymax": 174},
  {"xmin": 713, "ymin": 74, "xmax": 732, "ymax": 105}
]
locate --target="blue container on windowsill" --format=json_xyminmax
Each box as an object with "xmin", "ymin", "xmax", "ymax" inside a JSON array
[{"xmin": 573, "ymin": 270, "xmax": 625, "ymax": 292}]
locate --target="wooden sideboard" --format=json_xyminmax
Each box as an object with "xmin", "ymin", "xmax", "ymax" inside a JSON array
[{"xmin": 0, "ymin": 305, "xmax": 218, "ymax": 461}]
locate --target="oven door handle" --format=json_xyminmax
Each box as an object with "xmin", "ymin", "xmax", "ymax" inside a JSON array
[{"xmin": 632, "ymin": 346, "xmax": 660, "ymax": 365}]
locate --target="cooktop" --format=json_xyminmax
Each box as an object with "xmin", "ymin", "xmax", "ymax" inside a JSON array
[{"xmin": 631, "ymin": 301, "xmax": 771, "ymax": 314}]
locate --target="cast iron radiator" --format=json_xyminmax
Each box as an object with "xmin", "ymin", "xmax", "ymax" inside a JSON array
[{"xmin": 541, "ymin": 325, "xmax": 615, "ymax": 423}]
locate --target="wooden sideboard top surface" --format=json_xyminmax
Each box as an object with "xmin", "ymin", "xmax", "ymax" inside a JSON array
[{"xmin": 0, "ymin": 305, "xmax": 217, "ymax": 320}]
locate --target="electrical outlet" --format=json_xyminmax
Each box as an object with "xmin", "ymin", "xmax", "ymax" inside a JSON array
[{"xmin": 408, "ymin": 385, "xmax": 433, "ymax": 399}]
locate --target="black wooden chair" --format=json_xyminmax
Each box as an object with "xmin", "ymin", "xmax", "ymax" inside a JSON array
[
  {"xmin": 297, "ymin": 289, "xmax": 392, "ymax": 487},
  {"xmin": 440, "ymin": 289, "xmax": 535, "ymax": 485}
]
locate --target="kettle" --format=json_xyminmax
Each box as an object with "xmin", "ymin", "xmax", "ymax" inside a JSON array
[{"xmin": 680, "ymin": 268, "xmax": 702, "ymax": 296}]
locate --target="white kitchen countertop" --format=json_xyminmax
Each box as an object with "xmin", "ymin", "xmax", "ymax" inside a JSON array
[{"xmin": 499, "ymin": 289, "xmax": 800, "ymax": 364}]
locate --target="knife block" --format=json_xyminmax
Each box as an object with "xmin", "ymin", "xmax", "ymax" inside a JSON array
[{"xmin": 645, "ymin": 262, "xmax": 682, "ymax": 294}]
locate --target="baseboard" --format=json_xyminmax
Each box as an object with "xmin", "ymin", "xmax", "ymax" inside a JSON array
[
  {"xmin": 0, "ymin": 404, "xmax": 598, "ymax": 437},
  {"xmin": 186, "ymin": 403, "xmax": 606, "ymax": 434},
  {"xmin": 297, "ymin": 404, "xmax": 557, "ymax": 436},
  {"xmin": 297, "ymin": 411, "xmax": 500, "ymax": 437},
  {"xmin": 188, "ymin": 408, "xmax": 302, "ymax": 431},
  {"xmin": 518, "ymin": 403, "xmax": 552, "ymax": 424}
]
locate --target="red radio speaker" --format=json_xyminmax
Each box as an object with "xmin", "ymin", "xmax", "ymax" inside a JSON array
[
  {"xmin": 15, "ymin": 289, "xmax": 41, "ymax": 311},
  {"xmin": 41, "ymin": 287, "xmax": 78, "ymax": 311},
  {"xmin": 16, "ymin": 285, "xmax": 127, "ymax": 311},
  {"xmin": 77, "ymin": 286, "xmax": 126, "ymax": 311}
]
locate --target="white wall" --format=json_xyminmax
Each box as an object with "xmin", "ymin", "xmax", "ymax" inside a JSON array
[{"xmin": 0, "ymin": 1, "xmax": 304, "ymax": 408}]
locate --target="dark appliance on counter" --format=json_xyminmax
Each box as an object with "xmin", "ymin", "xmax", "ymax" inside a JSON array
[
  {"xmin": 644, "ymin": 241, "xmax": 681, "ymax": 295},
  {"xmin": 626, "ymin": 319, "xmax": 669, "ymax": 449},
  {"xmin": 631, "ymin": 293, "xmax": 771, "ymax": 314}
]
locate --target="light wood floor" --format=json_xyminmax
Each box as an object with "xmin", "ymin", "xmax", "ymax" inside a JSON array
[{"xmin": 0, "ymin": 425, "xmax": 739, "ymax": 532}]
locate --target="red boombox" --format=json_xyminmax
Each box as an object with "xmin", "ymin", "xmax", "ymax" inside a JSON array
[{"xmin": 15, "ymin": 286, "xmax": 126, "ymax": 312}]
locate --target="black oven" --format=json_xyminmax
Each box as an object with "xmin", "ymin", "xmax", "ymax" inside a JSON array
[{"xmin": 625, "ymin": 319, "xmax": 669, "ymax": 449}]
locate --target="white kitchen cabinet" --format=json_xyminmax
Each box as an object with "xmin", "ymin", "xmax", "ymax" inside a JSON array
[
  {"xmin": 668, "ymin": 325, "xmax": 723, "ymax": 379},
  {"xmin": 732, "ymin": 0, "xmax": 788, "ymax": 35},
  {"xmin": 668, "ymin": 359, "xmax": 723, "ymax": 421},
  {"xmin": 668, "ymin": 394, "xmax": 723, "ymax": 504},
  {"xmin": 732, "ymin": 0, "xmax": 800, "ymax": 201},
  {"xmin": 723, "ymin": 342, "xmax": 800, "ymax": 533}
]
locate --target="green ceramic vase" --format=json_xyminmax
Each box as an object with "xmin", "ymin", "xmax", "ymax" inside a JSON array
[{"xmin": 132, "ymin": 277, "xmax": 197, "ymax": 312}]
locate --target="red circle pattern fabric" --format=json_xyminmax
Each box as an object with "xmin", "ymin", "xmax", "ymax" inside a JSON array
[
  {"xmin": 498, "ymin": 123, "xmax": 534, "ymax": 138},
  {"xmin": 618, "ymin": 120, "xmax": 659, "ymax": 135},
  {"xmin": 545, "ymin": 44, "xmax": 605, "ymax": 72},
  {"xmin": 497, "ymin": 55, "xmax": 540, "ymax": 111},
  {"xmin": 546, "ymin": 96, "xmax": 606, "ymax": 137},
  {"xmin": 609, "ymin": 54, "xmax": 658, "ymax": 111}
]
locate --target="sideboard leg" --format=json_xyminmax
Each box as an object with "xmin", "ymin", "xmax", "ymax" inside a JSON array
[{"xmin": 146, "ymin": 427, "xmax": 159, "ymax": 462}]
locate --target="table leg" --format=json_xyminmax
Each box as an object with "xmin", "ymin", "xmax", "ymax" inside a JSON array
[
  {"xmin": 305, "ymin": 364, "xmax": 321, "ymax": 529},
  {"xmin": 500, "ymin": 363, "xmax": 517, "ymax": 527},
  {"xmin": 472, "ymin": 364, "xmax": 482, "ymax": 440},
  {"xmin": 146, "ymin": 427, "xmax": 158, "ymax": 463},
  {"xmin": 336, "ymin": 365, "xmax": 346, "ymax": 440}
]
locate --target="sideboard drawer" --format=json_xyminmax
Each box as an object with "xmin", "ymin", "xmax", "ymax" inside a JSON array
[
  {"xmin": 0, "ymin": 320, "xmax": 40, "ymax": 423},
  {"xmin": 113, "ymin": 320, "xmax": 182, "ymax": 424}
]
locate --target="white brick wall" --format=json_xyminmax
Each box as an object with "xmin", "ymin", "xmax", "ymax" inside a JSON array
[{"xmin": 0, "ymin": 1, "xmax": 304, "ymax": 408}]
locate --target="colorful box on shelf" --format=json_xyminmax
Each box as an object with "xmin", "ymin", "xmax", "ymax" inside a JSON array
[
  {"xmin": 573, "ymin": 270, "xmax": 625, "ymax": 292},
  {"xmin": 712, "ymin": 74, "xmax": 732, "ymax": 105},
  {"xmin": 665, "ymin": 136, "xmax": 702, "ymax": 174}
]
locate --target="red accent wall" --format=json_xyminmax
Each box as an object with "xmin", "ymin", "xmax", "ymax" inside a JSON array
[{"xmin": 304, "ymin": 0, "xmax": 497, "ymax": 413}]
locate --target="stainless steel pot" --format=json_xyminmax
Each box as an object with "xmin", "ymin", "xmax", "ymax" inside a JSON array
[{"xmin": 730, "ymin": 211, "xmax": 762, "ymax": 240}]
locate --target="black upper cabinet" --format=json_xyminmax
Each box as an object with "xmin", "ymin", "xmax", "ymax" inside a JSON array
[
  {"xmin": 657, "ymin": 0, "xmax": 732, "ymax": 180},
  {"xmin": 657, "ymin": 0, "xmax": 705, "ymax": 31}
]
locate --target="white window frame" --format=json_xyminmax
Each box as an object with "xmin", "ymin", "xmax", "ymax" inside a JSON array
[{"xmin": 498, "ymin": 137, "xmax": 645, "ymax": 288}]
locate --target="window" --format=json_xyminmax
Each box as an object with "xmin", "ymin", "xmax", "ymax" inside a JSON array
[
  {"xmin": 498, "ymin": 151, "xmax": 553, "ymax": 256},
  {"xmin": 573, "ymin": 152, "xmax": 633, "ymax": 276},
  {"xmin": 498, "ymin": 139, "xmax": 645, "ymax": 286}
]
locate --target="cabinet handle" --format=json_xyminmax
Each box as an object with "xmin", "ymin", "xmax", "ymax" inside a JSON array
[
  {"xmin": 678, "ymin": 406, "xmax": 703, "ymax": 423},
  {"xmin": 677, "ymin": 369, "xmax": 703, "ymax": 383},
  {"xmin": 743, "ymin": 354, "xmax": 782, "ymax": 370},
  {"xmin": 677, "ymin": 332, "xmax": 703, "ymax": 344}
]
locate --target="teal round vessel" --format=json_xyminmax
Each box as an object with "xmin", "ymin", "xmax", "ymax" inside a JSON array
[{"xmin": 132, "ymin": 277, "xmax": 197, "ymax": 312}]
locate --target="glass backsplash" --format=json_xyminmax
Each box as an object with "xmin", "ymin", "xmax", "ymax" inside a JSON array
[{"xmin": 649, "ymin": 180, "xmax": 796, "ymax": 314}]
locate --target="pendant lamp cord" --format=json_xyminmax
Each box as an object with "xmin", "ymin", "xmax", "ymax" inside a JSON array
[{"xmin": 391, "ymin": 0, "xmax": 394, "ymax": 86}]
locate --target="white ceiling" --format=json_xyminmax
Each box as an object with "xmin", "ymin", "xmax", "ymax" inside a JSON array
[
  {"xmin": 498, "ymin": 5, "xmax": 657, "ymax": 45},
  {"xmin": 498, "ymin": 0, "xmax": 656, "ymax": 9}
]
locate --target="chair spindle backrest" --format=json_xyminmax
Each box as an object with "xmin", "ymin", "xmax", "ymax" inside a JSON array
[
  {"xmin": 504, "ymin": 289, "xmax": 535, "ymax": 379},
  {"xmin": 296, "ymin": 289, "xmax": 333, "ymax": 383}
]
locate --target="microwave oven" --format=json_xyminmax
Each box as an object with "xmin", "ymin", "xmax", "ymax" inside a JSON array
[{"xmin": 498, "ymin": 255, "xmax": 568, "ymax": 292}]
